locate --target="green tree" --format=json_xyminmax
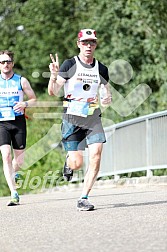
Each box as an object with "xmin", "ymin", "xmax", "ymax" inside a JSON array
[
  {"xmin": 0, "ymin": 0, "xmax": 167, "ymax": 196},
  {"xmin": 77, "ymin": 0, "xmax": 167, "ymax": 118},
  {"xmin": 0, "ymin": 0, "xmax": 80, "ymax": 91}
]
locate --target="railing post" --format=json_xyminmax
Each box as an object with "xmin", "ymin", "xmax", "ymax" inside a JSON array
[
  {"xmin": 147, "ymin": 169, "xmax": 153, "ymax": 177},
  {"xmin": 146, "ymin": 118, "xmax": 153, "ymax": 177}
]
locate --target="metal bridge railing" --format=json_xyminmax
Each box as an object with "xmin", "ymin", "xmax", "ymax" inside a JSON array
[{"xmin": 83, "ymin": 110, "xmax": 167, "ymax": 179}]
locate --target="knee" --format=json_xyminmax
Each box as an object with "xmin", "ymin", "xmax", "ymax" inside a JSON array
[
  {"xmin": 89, "ymin": 151, "xmax": 102, "ymax": 171},
  {"xmin": 69, "ymin": 156, "xmax": 83, "ymax": 170},
  {"xmin": 13, "ymin": 158, "xmax": 24, "ymax": 169},
  {"xmin": 2, "ymin": 152, "xmax": 12, "ymax": 164},
  {"xmin": 90, "ymin": 151, "xmax": 101, "ymax": 163}
]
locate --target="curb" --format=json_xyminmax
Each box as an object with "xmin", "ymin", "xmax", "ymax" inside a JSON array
[
  {"xmin": 94, "ymin": 175, "xmax": 167, "ymax": 188},
  {"xmin": 53, "ymin": 175, "xmax": 167, "ymax": 192}
]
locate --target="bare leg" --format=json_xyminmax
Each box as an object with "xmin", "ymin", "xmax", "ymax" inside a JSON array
[
  {"xmin": 81, "ymin": 143, "xmax": 103, "ymax": 196},
  {"xmin": 13, "ymin": 149, "xmax": 25, "ymax": 172},
  {"xmin": 0, "ymin": 145, "xmax": 25, "ymax": 194},
  {"xmin": 67, "ymin": 150, "xmax": 83, "ymax": 170},
  {"xmin": 0, "ymin": 145, "xmax": 16, "ymax": 192}
]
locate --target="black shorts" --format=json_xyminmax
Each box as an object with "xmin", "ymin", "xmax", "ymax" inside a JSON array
[{"xmin": 0, "ymin": 115, "xmax": 26, "ymax": 149}]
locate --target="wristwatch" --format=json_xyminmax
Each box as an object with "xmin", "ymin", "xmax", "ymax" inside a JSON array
[{"xmin": 25, "ymin": 101, "xmax": 28, "ymax": 107}]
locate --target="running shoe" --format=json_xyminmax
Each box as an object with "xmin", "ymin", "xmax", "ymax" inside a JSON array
[
  {"xmin": 77, "ymin": 198, "xmax": 94, "ymax": 211},
  {"xmin": 63, "ymin": 155, "xmax": 73, "ymax": 181},
  {"xmin": 7, "ymin": 193, "xmax": 20, "ymax": 206}
]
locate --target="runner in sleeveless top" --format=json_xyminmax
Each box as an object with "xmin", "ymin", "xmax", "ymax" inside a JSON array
[
  {"xmin": 0, "ymin": 50, "xmax": 36, "ymax": 206},
  {"xmin": 48, "ymin": 29, "xmax": 112, "ymax": 211}
]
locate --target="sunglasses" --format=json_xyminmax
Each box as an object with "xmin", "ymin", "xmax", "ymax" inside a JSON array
[
  {"xmin": 80, "ymin": 40, "xmax": 97, "ymax": 46},
  {"xmin": 0, "ymin": 60, "xmax": 13, "ymax": 65}
]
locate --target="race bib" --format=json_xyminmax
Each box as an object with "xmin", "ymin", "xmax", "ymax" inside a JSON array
[
  {"xmin": 66, "ymin": 101, "xmax": 89, "ymax": 117},
  {"xmin": 0, "ymin": 107, "xmax": 15, "ymax": 121}
]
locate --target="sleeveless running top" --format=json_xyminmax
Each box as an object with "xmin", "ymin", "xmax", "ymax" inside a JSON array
[
  {"xmin": 64, "ymin": 56, "xmax": 101, "ymax": 102},
  {"xmin": 0, "ymin": 73, "xmax": 24, "ymax": 116}
]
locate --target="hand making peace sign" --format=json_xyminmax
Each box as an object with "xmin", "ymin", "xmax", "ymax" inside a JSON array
[{"xmin": 49, "ymin": 53, "xmax": 59, "ymax": 74}]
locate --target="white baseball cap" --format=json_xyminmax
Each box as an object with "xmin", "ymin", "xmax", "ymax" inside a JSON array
[{"xmin": 78, "ymin": 29, "xmax": 97, "ymax": 41}]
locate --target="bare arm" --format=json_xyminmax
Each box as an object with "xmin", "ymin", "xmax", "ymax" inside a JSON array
[
  {"xmin": 13, "ymin": 78, "xmax": 36, "ymax": 112},
  {"xmin": 48, "ymin": 53, "xmax": 65, "ymax": 96},
  {"xmin": 100, "ymin": 82, "xmax": 112, "ymax": 106}
]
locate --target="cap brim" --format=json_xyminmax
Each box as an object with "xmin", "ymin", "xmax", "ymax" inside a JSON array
[{"xmin": 79, "ymin": 37, "xmax": 97, "ymax": 41}]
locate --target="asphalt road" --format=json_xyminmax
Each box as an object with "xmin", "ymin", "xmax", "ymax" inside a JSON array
[{"xmin": 0, "ymin": 184, "xmax": 166, "ymax": 252}]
